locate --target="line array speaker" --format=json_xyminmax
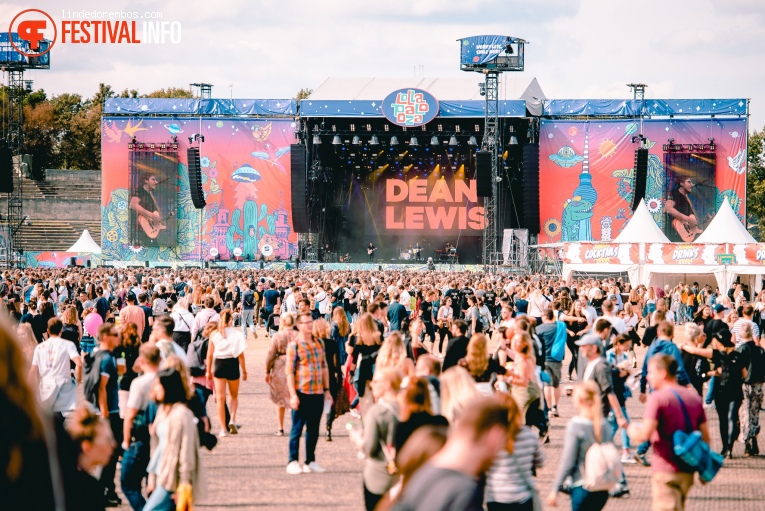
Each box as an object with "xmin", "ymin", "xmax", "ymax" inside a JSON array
[
  {"xmin": 187, "ymin": 147, "xmax": 206, "ymax": 209},
  {"xmin": 475, "ymin": 151, "xmax": 492, "ymax": 197},
  {"xmin": 522, "ymin": 143, "xmax": 540, "ymax": 235},
  {"xmin": 0, "ymin": 145, "xmax": 13, "ymax": 193},
  {"xmin": 632, "ymin": 148, "xmax": 649, "ymax": 211},
  {"xmin": 290, "ymin": 144, "xmax": 309, "ymax": 233}
]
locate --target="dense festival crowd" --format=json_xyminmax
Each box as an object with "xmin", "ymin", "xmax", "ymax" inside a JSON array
[{"xmin": 1, "ymin": 266, "xmax": 763, "ymax": 511}]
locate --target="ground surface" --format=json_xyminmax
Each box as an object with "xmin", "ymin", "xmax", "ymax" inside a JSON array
[{"xmin": 116, "ymin": 326, "xmax": 765, "ymax": 511}]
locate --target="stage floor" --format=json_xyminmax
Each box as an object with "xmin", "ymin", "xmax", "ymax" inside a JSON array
[{"xmin": 100, "ymin": 261, "xmax": 491, "ymax": 272}]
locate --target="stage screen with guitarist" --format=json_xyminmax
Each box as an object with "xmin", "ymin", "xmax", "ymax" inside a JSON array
[
  {"xmin": 129, "ymin": 146, "xmax": 178, "ymax": 247},
  {"xmin": 663, "ymin": 152, "xmax": 716, "ymax": 242}
]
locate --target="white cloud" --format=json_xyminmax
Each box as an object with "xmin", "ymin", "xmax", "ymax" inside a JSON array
[{"xmin": 2, "ymin": 0, "xmax": 763, "ymax": 129}]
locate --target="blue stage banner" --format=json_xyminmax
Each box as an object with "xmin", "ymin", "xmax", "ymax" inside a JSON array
[
  {"xmin": 0, "ymin": 33, "xmax": 51, "ymax": 66},
  {"xmin": 300, "ymin": 99, "xmax": 526, "ymax": 118},
  {"xmin": 458, "ymin": 35, "xmax": 510, "ymax": 66},
  {"xmin": 381, "ymin": 89, "xmax": 439, "ymax": 127},
  {"xmin": 543, "ymin": 99, "xmax": 747, "ymax": 117},
  {"xmin": 104, "ymin": 98, "xmax": 297, "ymax": 116}
]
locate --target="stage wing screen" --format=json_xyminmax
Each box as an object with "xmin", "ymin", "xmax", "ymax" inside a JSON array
[{"xmin": 129, "ymin": 146, "xmax": 179, "ymax": 247}]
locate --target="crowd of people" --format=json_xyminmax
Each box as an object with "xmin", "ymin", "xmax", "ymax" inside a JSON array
[{"xmin": 1, "ymin": 266, "xmax": 763, "ymax": 511}]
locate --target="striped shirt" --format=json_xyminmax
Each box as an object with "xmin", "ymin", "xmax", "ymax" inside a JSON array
[
  {"xmin": 485, "ymin": 427, "xmax": 545, "ymax": 504},
  {"xmin": 286, "ymin": 336, "xmax": 327, "ymax": 395},
  {"xmin": 731, "ymin": 318, "xmax": 760, "ymax": 347}
]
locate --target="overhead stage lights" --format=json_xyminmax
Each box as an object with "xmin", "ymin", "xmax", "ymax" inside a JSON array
[
  {"xmin": 332, "ymin": 135, "xmax": 342, "ymax": 145},
  {"xmin": 430, "ymin": 135, "xmax": 439, "ymax": 146},
  {"xmin": 449, "ymin": 135, "xmax": 458, "ymax": 146},
  {"xmin": 509, "ymin": 136, "xmax": 518, "ymax": 145},
  {"xmin": 312, "ymin": 134, "xmax": 322, "ymax": 145},
  {"xmin": 468, "ymin": 136, "xmax": 477, "ymax": 146},
  {"xmin": 390, "ymin": 136, "xmax": 399, "ymax": 146},
  {"xmin": 409, "ymin": 136, "xmax": 419, "ymax": 146},
  {"xmin": 370, "ymin": 135, "xmax": 379, "ymax": 145},
  {"xmin": 352, "ymin": 135, "xmax": 360, "ymax": 145}
]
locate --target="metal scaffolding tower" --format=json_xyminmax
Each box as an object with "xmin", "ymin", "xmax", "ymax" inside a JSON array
[
  {"xmin": 4, "ymin": 70, "xmax": 25, "ymax": 267},
  {"xmin": 481, "ymin": 71, "xmax": 500, "ymax": 271}
]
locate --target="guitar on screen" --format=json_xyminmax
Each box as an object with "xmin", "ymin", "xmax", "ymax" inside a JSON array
[
  {"xmin": 138, "ymin": 211, "xmax": 175, "ymax": 239},
  {"xmin": 367, "ymin": 247, "xmax": 378, "ymax": 255}
]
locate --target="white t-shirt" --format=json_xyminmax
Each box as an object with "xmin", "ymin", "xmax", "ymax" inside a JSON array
[
  {"xmin": 156, "ymin": 339, "xmax": 188, "ymax": 362},
  {"xmin": 126, "ymin": 371, "xmax": 157, "ymax": 411},
  {"xmin": 602, "ymin": 314, "xmax": 627, "ymax": 335},
  {"xmin": 210, "ymin": 327, "xmax": 247, "ymax": 359},
  {"xmin": 400, "ymin": 290, "xmax": 412, "ymax": 312},
  {"xmin": 32, "ymin": 336, "xmax": 79, "ymax": 382}
]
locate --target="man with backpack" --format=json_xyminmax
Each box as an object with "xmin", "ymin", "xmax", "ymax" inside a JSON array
[
  {"xmin": 736, "ymin": 323, "xmax": 765, "ymax": 456},
  {"xmin": 629, "ymin": 354, "xmax": 708, "ymax": 511},
  {"xmin": 242, "ymin": 282, "xmax": 258, "ymax": 339},
  {"xmin": 120, "ymin": 343, "xmax": 161, "ymax": 511},
  {"xmin": 84, "ymin": 323, "xmax": 123, "ymax": 507}
]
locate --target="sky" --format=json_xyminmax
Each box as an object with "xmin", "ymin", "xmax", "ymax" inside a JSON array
[{"xmin": 4, "ymin": 0, "xmax": 765, "ymax": 131}]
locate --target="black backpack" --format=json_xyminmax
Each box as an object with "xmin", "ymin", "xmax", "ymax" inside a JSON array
[
  {"xmin": 82, "ymin": 350, "xmax": 110, "ymax": 406},
  {"xmin": 745, "ymin": 342, "xmax": 765, "ymax": 384},
  {"xmin": 187, "ymin": 337, "xmax": 209, "ymax": 377},
  {"xmin": 243, "ymin": 290, "xmax": 255, "ymax": 308}
]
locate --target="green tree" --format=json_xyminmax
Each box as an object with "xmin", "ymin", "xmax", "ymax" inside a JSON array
[
  {"xmin": 23, "ymin": 101, "xmax": 58, "ymax": 174},
  {"xmin": 295, "ymin": 88, "xmax": 313, "ymax": 104},
  {"xmin": 143, "ymin": 87, "xmax": 193, "ymax": 98},
  {"xmin": 746, "ymin": 127, "xmax": 765, "ymax": 239}
]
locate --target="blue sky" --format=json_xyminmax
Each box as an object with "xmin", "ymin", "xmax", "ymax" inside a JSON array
[{"xmin": 6, "ymin": 0, "xmax": 765, "ymax": 131}]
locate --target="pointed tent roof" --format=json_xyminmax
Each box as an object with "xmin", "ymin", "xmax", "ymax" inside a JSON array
[
  {"xmin": 66, "ymin": 229, "xmax": 102, "ymax": 253},
  {"xmin": 519, "ymin": 77, "xmax": 547, "ymax": 117},
  {"xmin": 695, "ymin": 198, "xmax": 756, "ymax": 244},
  {"xmin": 613, "ymin": 199, "xmax": 670, "ymax": 243}
]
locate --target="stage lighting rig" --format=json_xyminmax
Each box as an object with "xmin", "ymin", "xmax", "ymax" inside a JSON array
[{"xmin": 188, "ymin": 134, "xmax": 205, "ymax": 144}]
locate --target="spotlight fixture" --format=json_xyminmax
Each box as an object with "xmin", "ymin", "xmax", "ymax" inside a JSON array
[
  {"xmin": 509, "ymin": 136, "xmax": 518, "ymax": 145},
  {"xmin": 390, "ymin": 136, "xmax": 399, "ymax": 146},
  {"xmin": 370, "ymin": 135, "xmax": 379, "ymax": 145},
  {"xmin": 332, "ymin": 135, "xmax": 342, "ymax": 145},
  {"xmin": 409, "ymin": 136, "xmax": 419, "ymax": 146},
  {"xmin": 449, "ymin": 135, "xmax": 458, "ymax": 146},
  {"xmin": 352, "ymin": 135, "xmax": 360, "ymax": 145},
  {"xmin": 430, "ymin": 135, "xmax": 439, "ymax": 146},
  {"xmin": 468, "ymin": 136, "xmax": 477, "ymax": 146},
  {"xmin": 312, "ymin": 134, "xmax": 322, "ymax": 145}
]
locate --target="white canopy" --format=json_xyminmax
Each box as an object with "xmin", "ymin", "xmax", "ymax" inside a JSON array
[
  {"xmin": 613, "ymin": 199, "xmax": 670, "ymax": 243},
  {"xmin": 695, "ymin": 198, "xmax": 756, "ymax": 244},
  {"xmin": 66, "ymin": 229, "xmax": 102, "ymax": 254}
]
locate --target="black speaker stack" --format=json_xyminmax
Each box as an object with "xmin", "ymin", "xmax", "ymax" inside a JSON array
[
  {"xmin": 522, "ymin": 143, "xmax": 540, "ymax": 234},
  {"xmin": 187, "ymin": 147, "xmax": 206, "ymax": 209},
  {"xmin": 475, "ymin": 151, "xmax": 492, "ymax": 197},
  {"xmin": 631, "ymin": 148, "xmax": 649, "ymax": 211},
  {"xmin": 290, "ymin": 144, "xmax": 309, "ymax": 233}
]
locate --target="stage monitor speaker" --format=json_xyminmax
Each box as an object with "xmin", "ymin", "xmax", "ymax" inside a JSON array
[
  {"xmin": 522, "ymin": 143, "xmax": 540, "ymax": 235},
  {"xmin": 187, "ymin": 147, "xmax": 206, "ymax": 209},
  {"xmin": 632, "ymin": 148, "xmax": 649, "ymax": 211},
  {"xmin": 291, "ymin": 144, "xmax": 309, "ymax": 233},
  {"xmin": 475, "ymin": 151, "xmax": 492, "ymax": 197},
  {"xmin": 0, "ymin": 145, "xmax": 13, "ymax": 193}
]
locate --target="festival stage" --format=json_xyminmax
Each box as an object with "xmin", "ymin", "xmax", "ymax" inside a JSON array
[{"xmin": 97, "ymin": 260, "xmax": 489, "ymax": 273}]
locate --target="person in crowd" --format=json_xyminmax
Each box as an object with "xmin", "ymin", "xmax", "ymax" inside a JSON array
[
  {"xmin": 119, "ymin": 293, "xmax": 146, "ymax": 341},
  {"xmin": 191, "ymin": 296, "xmax": 220, "ymax": 341},
  {"xmin": 205, "ymin": 309, "xmax": 247, "ymax": 437},
  {"xmin": 629, "ymin": 354, "xmax": 707, "ymax": 511},
  {"xmin": 330, "ymin": 306, "xmax": 351, "ymax": 366},
  {"xmin": 439, "ymin": 365, "xmax": 480, "ymax": 424},
  {"xmin": 548, "ymin": 382, "xmax": 612, "ymax": 511},
  {"xmin": 458, "ymin": 333, "xmax": 506, "ymax": 388},
  {"xmin": 378, "ymin": 331, "xmax": 415, "ymax": 375},
  {"xmin": 170, "ymin": 296, "xmax": 195, "ymax": 351},
  {"xmin": 562, "ymin": 300, "xmax": 588, "ymax": 380},
  {"xmin": 144, "ymin": 367, "xmax": 204, "ymax": 511},
  {"xmin": 386, "ymin": 292, "xmax": 409, "ymax": 333},
  {"xmin": 29, "ymin": 317, "xmax": 81, "ymax": 416},
  {"xmin": 347, "ymin": 312, "xmax": 383, "ymax": 413},
  {"xmin": 286, "ymin": 311, "xmax": 331, "ymax": 475},
  {"xmin": 265, "ymin": 312, "xmax": 296, "ymax": 436},
  {"xmin": 16, "ymin": 321, "xmax": 38, "ymax": 363},
  {"xmin": 606, "ymin": 333, "xmax": 635, "ymax": 464},
  {"xmin": 117, "ymin": 322, "xmax": 141, "ymax": 419},
  {"xmin": 395, "ymin": 376, "xmax": 449, "ymax": 452},
  {"xmin": 349, "ymin": 367, "xmax": 402, "ymax": 511},
  {"xmin": 120, "ymin": 343, "xmax": 161, "ymax": 511},
  {"xmin": 392, "ymin": 396, "xmax": 511, "ymax": 511},
  {"xmin": 65, "ymin": 406, "xmax": 117, "ymax": 511},
  {"xmin": 680, "ymin": 323, "xmax": 708, "ymax": 396},
  {"xmin": 313, "ymin": 318, "xmax": 343, "ymax": 441},
  {"xmin": 680, "ymin": 328, "xmax": 745, "ymax": 457},
  {"xmin": 61, "ymin": 304, "xmax": 82, "ymax": 351},
  {"xmin": 736, "ymin": 323, "xmax": 765, "ymax": 456},
  {"xmin": 241, "ymin": 282, "xmax": 258, "ymax": 339},
  {"xmin": 435, "ymin": 296, "xmax": 454, "ymax": 357},
  {"xmin": 485, "ymin": 393, "xmax": 545, "ymax": 511}
]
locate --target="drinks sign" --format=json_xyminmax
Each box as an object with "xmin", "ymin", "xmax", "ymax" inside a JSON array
[{"xmin": 381, "ymin": 88, "xmax": 439, "ymax": 127}]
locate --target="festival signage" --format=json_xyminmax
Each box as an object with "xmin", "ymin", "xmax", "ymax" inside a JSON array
[
  {"xmin": 646, "ymin": 243, "xmax": 723, "ymax": 265},
  {"xmin": 562, "ymin": 243, "xmax": 637, "ymax": 265},
  {"xmin": 738, "ymin": 244, "xmax": 765, "ymax": 265},
  {"xmin": 381, "ymin": 88, "xmax": 439, "ymax": 127},
  {"xmin": 458, "ymin": 35, "xmax": 511, "ymax": 66}
]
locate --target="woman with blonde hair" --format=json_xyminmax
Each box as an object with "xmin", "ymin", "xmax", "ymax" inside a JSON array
[
  {"xmin": 486, "ymin": 393, "xmax": 545, "ymax": 511},
  {"xmin": 205, "ymin": 309, "xmax": 247, "ymax": 437},
  {"xmin": 377, "ymin": 331, "xmax": 415, "ymax": 375},
  {"xmin": 395, "ymin": 376, "xmax": 448, "ymax": 451},
  {"xmin": 500, "ymin": 332, "xmax": 541, "ymax": 421},
  {"xmin": 458, "ymin": 333, "xmax": 506, "ymax": 387},
  {"xmin": 348, "ymin": 313, "xmax": 383, "ymax": 412},
  {"xmin": 60, "ymin": 305, "xmax": 82, "ymax": 349},
  {"xmin": 16, "ymin": 322, "xmax": 38, "ymax": 364},
  {"xmin": 265, "ymin": 312, "xmax": 296, "ymax": 436},
  {"xmin": 439, "ymin": 365, "xmax": 479, "ymax": 423},
  {"xmin": 548, "ymin": 382, "xmax": 612, "ymax": 511},
  {"xmin": 170, "ymin": 296, "xmax": 195, "ymax": 352},
  {"xmin": 330, "ymin": 306, "xmax": 351, "ymax": 366}
]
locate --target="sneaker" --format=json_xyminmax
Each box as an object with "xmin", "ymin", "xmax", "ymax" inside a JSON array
[
  {"xmin": 218, "ymin": 430, "xmax": 228, "ymax": 438},
  {"xmin": 276, "ymin": 429, "xmax": 284, "ymax": 437},
  {"xmin": 610, "ymin": 484, "xmax": 630, "ymax": 498},
  {"xmin": 302, "ymin": 461, "xmax": 326, "ymax": 473},
  {"xmin": 551, "ymin": 406, "xmax": 560, "ymax": 418},
  {"xmin": 621, "ymin": 454, "xmax": 637, "ymax": 464},
  {"xmin": 228, "ymin": 423, "xmax": 238, "ymax": 435},
  {"xmin": 350, "ymin": 409, "xmax": 361, "ymax": 419},
  {"xmin": 286, "ymin": 460, "xmax": 302, "ymax": 475},
  {"xmin": 633, "ymin": 452, "xmax": 651, "ymax": 466}
]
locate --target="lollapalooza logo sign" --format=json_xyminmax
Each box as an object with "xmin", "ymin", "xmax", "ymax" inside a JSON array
[{"xmin": 381, "ymin": 88, "xmax": 439, "ymax": 127}]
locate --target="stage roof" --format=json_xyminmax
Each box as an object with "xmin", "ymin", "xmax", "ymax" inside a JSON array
[
  {"xmin": 104, "ymin": 98, "xmax": 296, "ymax": 116},
  {"xmin": 543, "ymin": 99, "xmax": 747, "ymax": 117}
]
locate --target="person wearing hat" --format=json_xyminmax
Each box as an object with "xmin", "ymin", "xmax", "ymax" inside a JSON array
[
  {"xmin": 681, "ymin": 327, "xmax": 746, "ymax": 458},
  {"xmin": 576, "ymin": 332, "xmax": 631, "ymax": 497}
]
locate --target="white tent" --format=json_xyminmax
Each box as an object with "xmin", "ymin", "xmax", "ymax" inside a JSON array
[
  {"xmin": 695, "ymin": 198, "xmax": 756, "ymax": 244},
  {"xmin": 66, "ymin": 229, "xmax": 102, "ymax": 254},
  {"xmin": 613, "ymin": 199, "xmax": 670, "ymax": 243}
]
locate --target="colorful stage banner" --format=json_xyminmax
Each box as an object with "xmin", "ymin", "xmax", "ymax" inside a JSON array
[
  {"xmin": 734, "ymin": 244, "xmax": 765, "ymax": 265},
  {"xmin": 645, "ymin": 243, "xmax": 724, "ymax": 265},
  {"xmin": 562, "ymin": 243, "xmax": 637, "ymax": 265},
  {"xmin": 538, "ymin": 119, "xmax": 747, "ymax": 243},
  {"xmin": 101, "ymin": 117, "xmax": 298, "ymax": 261}
]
